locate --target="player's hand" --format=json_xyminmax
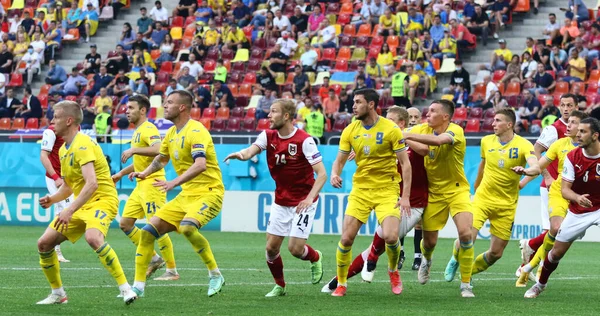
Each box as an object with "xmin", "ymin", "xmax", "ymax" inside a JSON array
[
  {"xmin": 576, "ymin": 194, "xmax": 593, "ymax": 208},
  {"xmin": 331, "ymin": 175, "xmax": 343, "ymax": 188},
  {"xmin": 54, "ymin": 177, "xmax": 64, "ymax": 188},
  {"xmin": 129, "ymin": 172, "xmax": 146, "ymax": 181},
  {"xmin": 121, "ymin": 148, "xmax": 134, "ymax": 163},
  {"xmin": 544, "ymin": 177, "xmax": 553, "ymax": 188},
  {"xmin": 112, "ymin": 172, "xmax": 122, "ymax": 184},
  {"xmin": 296, "ymin": 197, "xmax": 314, "ymax": 214},
  {"xmin": 396, "ymin": 198, "xmax": 411, "ymax": 218},
  {"xmin": 511, "ymin": 166, "xmax": 528, "ymax": 175},
  {"xmin": 224, "ymin": 151, "xmax": 244, "ymax": 162},
  {"xmin": 153, "ymin": 179, "xmax": 176, "ymax": 192},
  {"xmin": 347, "ymin": 151, "xmax": 356, "ymax": 161},
  {"xmin": 39, "ymin": 195, "xmax": 53, "ymax": 209},
  {"xmin": 53, "ymin": 208, "xmax": 73, "ymax": 233}
]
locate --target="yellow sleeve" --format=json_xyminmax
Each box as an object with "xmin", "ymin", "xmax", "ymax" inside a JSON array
[
  {"xmin": 159, "ymin": 129, "xmax": 171, "ymax": 157},
  {"xmin": 521, "ymin": 139, "xmax": 536, "ymax": 160},
  {"xmin": 480, "ymin": 137, "xmax": 488, "ymax": 159},
  {"xmin": 189, "ymin": 129, "xmax": 209, "ymax": 160},
  {"xmin": 339, "ymin": 124, "xmax": 352, "ymax": 153},
  {"xmin": 545, "ymin": 141, "xmax": 559, "ymax": 162},
  {"xmin": 143, "ymin": 125, "xmax": 162, "ymax": 147},
  {"xmin": 390, "ymin": 125, "xmax": 407, "ymax": 152},
  {"xmin": 444, "ymin": 123, "xmax": 464, "ymax": 145},
  {"xmin": 75, "ymin": 138, "xmax": 96, "ymax": 166}
]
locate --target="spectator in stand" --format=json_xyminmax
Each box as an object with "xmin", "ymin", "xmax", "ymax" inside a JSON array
[
  {"xmin": 563, "ymin": 49, "xmax": 586, "ymax": 83},
  {"xmin": 203, "ymin": 20, "xmax": 221, "ymax": 49},
  {"xmin": 131, "ymin": 32, "xmax": 150, "ymax": 52},
  {"xmin": 166, "ymin": 78, "xmax": 185, "ymax": 96},
  {"xmin": 50, "ymin": 67, "xmax": 88, "ymax": 96},
  {"xmin": 587, "ymin": 24, "xmax": 600, "ymax": 61},
  {"xmin": 290, "ymin": 6, "xmax": 308, "ymax": 38},
  {"xmin": 195, "ymin": 0, "xmax": 213, "ymax": 24},
  {"xmin": 109, "ymin": 69, "xmax": 129, "ymax": 96},
  {"xmin": 13, "ymin": 33, "xmax": 28, "ymax": 63},
  {"xmin": 210, "ymin": 80, "xmax": 235, "ymax": 109},
  {"xmin": 559, "ymin": 17, "xmax": 579, "ymax": 48},
  {"xmin": 64, "ymin": 2, "xmax": 82, "ymax": 31},
  {"xmin": 273, "ymin": 9, "xmax": 291, "ymax": 36},
  {"xmin": 277, "ymin": 31, "xmax": 298, "ymax": 58},
  {"xmin": 15, "ymin": 87, "xmax": 42, "ymax": 121},
  {"xmin": 368, "ymin": 0, "xmax": 388, "ymax": 25},
  {"xmin": 530, "ymin": 63, "xmax": 556, "ymax": 96},
  {"xmin": 306, "ymin": 5, "xmax": 324, "ymax": 38},
  {"xmin": 405, "ymin": 64, "xmax": 421, "ymax": 105},
  {"xmin": 297, "ymin": 97, "xmax": 313, "ymax": 123},
  {"xmin": 225, "ymin": 23, "xmax": 250, "ymax": 51},
  {"xmin": 537, "ymin": 94, "xmax": 558, "ymax": 120},
  {"xmin": 231, "ymin": 0, "xmax": 252, "ymax": 27},
  {"xmin": 378, "ymin": 8, "xmax": 396, "ymax": 37},
  {"xmin": 95, "ymin": 87, "xmax": 113, "ymax": 112},
  {"xmin": 404, "ymin": 30, "xmax": 420, "ymax": 55},
  {"xmin": 177, "ymin": 66, "xmax": 196, "ymax": 91},
  {"xmin": 318, "ymin": 76, "xmax": 331, "ymax": 101},
  {"xmin": 405, "ymin": 41, "xmax": 423, "ymax": 62},
  {"xmin": 19, "ymin": 45, "xmax": 42, "ymax": 87},
  {"xmin": 449, "ymin": 18, "xmax": 475, "ymax": 57},
  {"xmin": 501, "ymin": 55, "xmax": 521, "ymax": 83},
  {"xmin": 490, "ymin": 91, "xmax": 509, "ymax": 111},
  {"xmin": 294, "ymin": 92, "xmax": 305, "ymax": 111},
  {"xmin": 79, "ymin": 3, "xmax": 98, "ymax": 43},
  {"xmin": 119, "ymin": 86, "xmax": 134, "ymax": 105},
  {"xmin": 0, "ymin": 71, "xmax": 5, "ymax": 96},
  {"xmin": 268, "ymin": 44, "xmax": 287, "ymax": 73},
  {"xmin": 194, "ymin": 83, "xmax": 211, "ymax": 110},
  {"xmin": 129, "ymin": 68, "xmax": 150, "ymax": 95},
  {"xmin": 131, "ymin": 47, "xmax": 156, "ymax": 73},
  {"xmin": 105, "ymin": 45, "xmax": 129, "ymax": 76},
  {"xmin": 334, "ymin": 90, "xmax": 353, "ymax": 122},
  {"xmin": 569, "ymin": 37, "xmax": 589, "ymax": 61},
  {"xmin": 420, "ymin": 30, "xmax": 434, "ymax": 60},
  {"xmin": 118, "ymin": 23, "xmax": 136, "ymax": 50},
  {"xmin": 520, "ymin": 51, "xmax": 538, "ymax": 82},
  {"xmin": 149, "ymin": 1, "xmax": 169, "ymax": 25},
  {"xmin": 0, "ymin": 88, "xmax": 21, "ymax": 118},
  {"xmin": 415, "ymin": 57, "xmax": 436, "ymax": 99},
  {"xmin": 300, "ymin": 42, "xmax": 317, "ymax": 72},
  {"xmin": 46, "ymin": 59, "xmax": 67, "ymax": 85},
  {"xmin": 30, "ymin": 32, "xmax": 46, "ymax": 58},
  {"xmin": 255, "ymin": 66, "xmax": 278, "ymax": 93},
  {"xmin": 83, "ymin": 44, "xmax": 101, "ymax": 75},
  {"xmin": 519, "ymin": 89, "xmax": 541, "ymax": 122},
  {"xmin": 406, "ymin": 6, "xmax": 425, "ymax": 33},
  {"xmin": 366, "ymin": 57, "xmax": 387, "ymax": 81},
  {"xmin": 467, "ymin": 5, "xmax": 490, "ymax": 46},
  {"xmin": 94, "ymin": 105, "xmax": 112, "ymax": 143},
  {"xmin": 187, "ymin": 36, "xmax": 205, "ymax": 61},
  {"xmin": 179, "ymin": 53, "xmax": 203, "ymax": 78},
  {"xmin": 572, "ymin": 84, "xmax": 588, "ymax": 109},
  {"xmin": 550, "ymin": 45, "xmax": 568, "ymax": 71},
  {"xmin": 430, "ymin": 15, "xmax": 446, "ymax": 46},
  {"xmin": 440, "ymin": 3, "xmax": 458, "ymax": 25},
  {"xmin": 491, "ymin": 39, "xmax": 512, "ymax": 70},
  {"xmin": 355, "ymin": 74, "xmax": 369, "ymax": 90},
  {"xmin": 292, "ymin": 65, "xmax": 309, "ymax": 95},
  {"xmin": 491, "ymin": 0, "xmax": 511, "ymax": 39},
  {"xmin": 543, "ymin": 13, "xmax": 562, "ymax": 46},
  {"xmin": 434, "ymin": 29, "xmax": 457, "ymax": 60},
  {"xmin": 147, "ymin": 22, "xmax": 167, "ymax": 49},
  {"xmin": 453, "ymin": 83, "xmax": 469, "ymax": 108},
  {"xmin": 377, "ymin": 43, "xmax": 395, "ymax": 74},
  {"xmin": 214, "ymin": 59, "xmax": 228, "ymax": 83},
  {"xmin": 565, "ymin": 0, "xmax": 589, "ymax": 23},
  {"xmin": 481, "ymin": 74, "xmax": 498, "ymax": 109},
  {"xmin": 173, "ymin": 0, "xmax": 197, "ymax": 18},
  {"xmin": 533, "ymin": 40, "xmax": 551, "ymax": 69},
  {"xmin": 21, "ymin": 11, "xmax": 35, "ymax": 37},
  {"xmin": 0, "ymin": 43, "xmax": 13, "ymax": 74},
  {"xmin": 85, "ymin": 66, "xmax": 113, "ymax": 97},
  {"xmin": 322, "ymin": 88, "xmax": 339, "ymax": 121},
  {"xmin": 444, "ymin": 59, "xmax": 470, "ymax": 94},
  {"xmin": 80, "ymin": 97, "xmax": 96, "ymax": 130},
  {"xmin": 313, "ymin": 19, "xmax": 336, "ymax": 49},
  {"xmin": 256, "ymin": 88, "xmax": 276, "ymax": 119},
  {"xmin": 355, "ymin": 63, "xmax": 374, "ymax": 88}
]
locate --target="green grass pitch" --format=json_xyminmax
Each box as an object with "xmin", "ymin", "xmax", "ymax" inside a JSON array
[{"xmin": 0, "ymin": 226, "xmax": 597, "ymax": 315}]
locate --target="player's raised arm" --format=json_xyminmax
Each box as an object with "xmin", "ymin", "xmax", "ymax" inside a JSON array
[
  {"xmin": 404, "ymin": 131, "xmax": 454, "ymax": 146},
  {"xmin": 224, "ymin": 131, "xmax": 265, "ymax": 162}
]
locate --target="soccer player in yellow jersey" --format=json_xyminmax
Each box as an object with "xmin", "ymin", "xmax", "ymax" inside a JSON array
[
  {"xmin": 330, "ymin": 88, "xmax": 412, "ymax": 297},
  {"xmin": 129, "ymin": 90, "xmax": 225, "ymax": 297},
  {"xmin": 516, "ymin": 110, "xmax": 588, "ymax": 287},
  {"xmin": 112, "ymin": 95, "xmax": 179, "ymax": 281},
  {"xmin": 36, "ymin": 101, "xmax": 137, "ymax": 305},
  {"xmin": 403, "ymin": 99, "xmax": 475, "ymax": 297},
  {"xmin": 443, "ymin": 109, "xmax": 540, "ymax": 283}
]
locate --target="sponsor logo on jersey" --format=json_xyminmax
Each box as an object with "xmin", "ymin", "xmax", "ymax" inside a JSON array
[
  {"xmin": 150, "ymin": 135, "xmax": 160, "ymax": 140},
  {"xmin": 288, "ymin": 144, "xmax": 297, "ymax": 156},
  {"xmin": 447, "ymin": 131, "xmax": 455, "ymax": 137},
  {"xmin": 353, "ymin": 135, "xmax": 360, "ymax": 139},
  {"xmin": 79, "ymin": 147, "xmax": 87, "ymax": 150},
  {"xmin": 312, "ymin": 153, "xmax": 321, "ymax": 160},
  {"xmin": 193, "ymin": 144, "xmax": 204, "ymax": 149}
]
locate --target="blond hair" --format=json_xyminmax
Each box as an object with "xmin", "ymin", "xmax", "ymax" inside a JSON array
[
  {"xmin": 54, "ymin": 100, "xmax": 83, "ymax": 124},
  {"xmin": 386, "ymin": 106, "xmax": 409, "ymax": 124},
  {"xmin": 274, "ymin": 99, "xmax": 297, "ymax": 121}
]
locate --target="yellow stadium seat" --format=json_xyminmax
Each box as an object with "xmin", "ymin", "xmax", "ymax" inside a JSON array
[
  {"xmin": 170, "ymin": 27, "xmax": 183, "ymax": 40},
  {"xmin": 350, "ymin": 47, "xmax": 367, "ymax": 61}
]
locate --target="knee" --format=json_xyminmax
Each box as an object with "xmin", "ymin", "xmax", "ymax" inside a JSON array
[
  {"xmin": 550, "ymin": 222, "xmax": 561, "ymax": 235},
  {"xmin": 488, "ymin": 248, "xmax": 504, "ymax": 262},
  {"xmin": 179, "ymin": 224, "xmax": 197, "ymax": 238},
  {"xmin": 37, "ymin": 236, "xmax": 53, "ymax": 252},
  {"xmin": 288, "ymin": 244, "xmax": 304, "ymax": 258},
  {"xmin": 119, "ymin": 220, "xmax": 134, "ymax": 233},
  {"xmin": 85, "ymin": 234, "xmax": 104, "ymax": 250},
  {"xmin": 340, "ymin": 234, "xmax": 355, "ymax": 247},
  {"xmin": 265, "ymin": 245, "xmax": 279, "ymax": 257}
]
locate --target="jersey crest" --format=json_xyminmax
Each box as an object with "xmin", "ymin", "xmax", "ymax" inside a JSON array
[
  {"xmin": 288, "ymin": 143, "xmax": 297, "ymax": 156},
  {"xmin": 363, "ymin": 145, "xmax": 371, "ymax": 155}
]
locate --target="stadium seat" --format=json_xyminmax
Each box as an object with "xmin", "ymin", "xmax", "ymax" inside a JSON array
[
  {"xmin": 246, "ymin": 107, "xmax": 256, "ymax": 118},
  {"xmin": 7, "ymin": 72, "xmax": 23, "ymax": 88},
  {"xmin": 587, "ymin": 69, "xmax": 600, "ymax": 84},
  {"xmin": 62, "ymin": 28, "xmax": 80, "ymax": 43},
  {"xmin": 571, "ymin": 82, "xmax": 585, "ymax": 93},
  {"xmin": 321, "ymin": 48, "xmax": 336, "ymax": 61},
  {"xmin": 191, "ymin": 107, "xmax": 202, "ymax": 120},
  {"xmin": 337, "ymin": 13, "xmax": 351, "ymax": 25},
  {"xmin": 357, "ymin": 24, "xmax": 372, "ymax": 37},
  {"xmin": 350, "ymin": 47, "xmax": 367, "ymax": 61},
  {"xmin": 469, "ymin": 107, "xmax": 483, "ymax": 119},
  {"xmin": 229, "ymin": 72, "xmax": 243, "ymax": 84},
  {"xmin": 514, "ymin": 0, "xmax": 530, "ymax": 12},
  {"xmin": 39, "ymin": 84, "xmax": 52, "ymax": 95},
  {"xmin": 326, "ymin": 2, "xmax": 340, "ymax": 14},
  {"xmin": 471, "ymin": 83, "xmax": 486, "ymax": 101},
  {"xmin": 241, "ymin": 117, "xmax": 255, "ymax": 132},
  {"xmin": 198, "ymin": 118, "xmax": 211, "ymax": 129},
  {"xmin": 370, "ymin": 36, "xmax": 384, "ymax": 49},
  {"xmin": 226, "ymin": 118, "xmax": 241, "ymax": 132},
  {"xmin": 212, "ymin": 119, "xmax": 227, "ymax": 132},
  {"xmin": 337, "ymin": 47, "xmax": 351, "ymax": 61},
  {"xmin": 148, "ymin": 107, "xmax": 157, "ymax": 120},
  {"xmin": 452, "ymin": 107, "xmax": 468, "ymax": 121},
  {"xmin": 256, "ymin": 118, "xmax": 270, "ymax": 131},
  {"xmin": 332, "ymin": 119, "xmax": 348, "ymax": 132},
  {"xmin": 116, "ymin": 105, "xmax": 127, "ymax": 115},
  {"xmin": 231, "ymin": 107, "xmax": 244, "ymax": 118},
  {"xmin": 235, "ymin": 96, "xmax": 248, "ymax": 108},
  {"xmin": 216, "ymin": 107, "xmax": 230, "ymax": 120},
  {"xmin": 243, "ymin": 72, "xmax": 256, "ymax": 84},
  {"xmin": 160, "ymin": 61, "xmax": 173, "ymax": 73},
  {"xmin": 12, "ymin": 118, "xmax": 25, "ymax": 129},
  {"xmin": 586, "ymin": 82, "xmax": 598, "ymax": 94},
  {"xmin": 334, "ymin": 60, "xmax": 348, "ymax": 72},
  {"xmin": 504, "ymin": 82, "xmax": 521, "ymax": 97},
  {"xmin": 481, "ymin": 118, "xmax": 494, "ymax": 133},
  {"xmin": 355, "ymin": 36, "xmax": 369, "ymax": 49},
  {"xmin": 39, "ymin": 93, "xmax": 48, "ymax": 109},
  {"xmin": 150, "ymin": 95, "xmax": 162, "ymax": 108},
  {"xmin": 483, "ymin": 108, "xmax": 496, "ymax": 119},
  {"xmin": 275, "ymin": 73, "xmax": 286, "ymax": 85},
  {"xmin": 0, "ymin": 118, "xmax": 10, "ymax": 130},
  {"xmin": 437, "ymin": 58, "xmax": 456, "ymax": 74},
  {"xmin": 553, "ymin": 81, "xmax": 569, "ymax": 97},
  {"xmin": 367, "ymin": 47, "xmax": 380, "ymax": 60},
  {"xmin": 492, "ymin": 70, "xmax": 506, "ymax": 83},
  {"xmin": 465, "ymin": 119, "xmax": 481, "ymax": 133},
  {"xmin": 342, "ymin": 24, "xmax": 355, "ymax": 37},
  {"xmin": 238, "ymin": 84, "xmax": 252, "ymax": 97},
  {"xmin": 171, "ymin": 16, "xmax": 184, "ymax": 27},
  {"xmin": 25, "ymin": 118, "xmax": 38, "ymax": 129},
  {"xmin": 202, "ymin": 107, "xmax": 216, "ymax": 120},
  {"xmin": 40, "ymin": 117, "xmax": 49, "ymax": 128},
  {"xmin": 340, "ymin": 2, "xmax": 353, "ymax": 14}
]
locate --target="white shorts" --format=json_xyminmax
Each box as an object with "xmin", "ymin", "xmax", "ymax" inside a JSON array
[
  {"xmin": 540, "ymin": 187, "xmax": 550, "ymax": 231},
  {"xmin": 45, "ymin": 176, "xmax": 74, "ymax": 215},
  {"xmin": 375, "ymin": 207, "xmax": 424, "ymax": 239},
  {"xmin": 267, "ymin": 201, "xmax": 318, "ymax": 239},
  {"xmin": 555, "ymin": 210, "xmax": 600, "ymax": 243}
]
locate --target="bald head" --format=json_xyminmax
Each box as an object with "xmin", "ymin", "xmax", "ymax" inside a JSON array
[{"xmin": 407, "ymin": 107, "xmax": 421, "ymax": 127}]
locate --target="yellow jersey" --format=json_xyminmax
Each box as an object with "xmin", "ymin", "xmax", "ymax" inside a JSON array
[
  {"xmin": 59, "ymin": 133, "xmax": 117, "ymax": 202},
  {"xmin": 475, "ymin": 134, "xmax": 535, "ymax": 207},
  {"xmin": 204, "ymin": 29, "xmax": 220, "ymax": 46},
  {"xmin": 545, "ymin": 137, "xmax": 578, "ymax": 194},
  {"xmin": 132, "ymin": 121, "xmax": 165, "ymax": 181},
  {"xmin": 415, "ymin": 123, "xmax": 470, "ymax": 194},
  {"xmin": 339, "ymin": 116, "xmax": 407, "ymax": 189},
  {"xmin": 494, "ymin": 48, "xmax": 513, "ymax": 61},
  {"xmin": 159, "ymin": 119, "xmax": 224, "ymax": 195}
]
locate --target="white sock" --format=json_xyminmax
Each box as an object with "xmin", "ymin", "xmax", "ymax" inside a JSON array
[
  {"xmin": 119, "ymin": 283, "xmax": 132, "ymax": 292},
  {"xmin": 52, "ymin": 287, "xmax": 66, "ymax": 296},
  {"xmin": 152, "ymin": 254, "xmax": 161, "ymax": 262},
  {"xmin": 414, "ymin": 253, "xmax": 422, "ymax": 259},
  {"xmin": 208, "ymin": 268, "xmax": 221, "ymax": 277},
  {"xmin": 166, "ymin": 268, "xmax": 178, "ymax": 274},
  {"xmin": 461, "ymin": 282, "xmax": 471, "ymax": 288},
  {"xmin": 132, "ymin": 281, "xmax": 145, "ymax": 291}
]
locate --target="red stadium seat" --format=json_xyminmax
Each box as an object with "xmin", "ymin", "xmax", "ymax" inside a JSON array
[
  {"xmin": 256, "ymin": 118, "xmax": 270, "ymax": 131},
  {"xmin": 504, "ymin": 82, "xmax": 521, "ymax": 97},
  {"xmin": 39, "ymin": 93, "xmax": 49, "ymax": 109},
  {"xmin": 465, "ymin": 119, "xmax": 481, "ymax": 133},
  {"xmin": 332, "ymin": 119, "xmax": 348, "ymax": 132},
  {"xmin": 355, "ymin": 36, "xmax": 369, "ymax": 48},
  {"xmin": 0, "ymin": 118, "xmax": 10, "ymax": 130},
  {"xmin": 480, "ymin": 118, "xmax": 494, "ymax": 133},
  {"xmin": 342, "ymin": 24, "xmax": 355, "ymax": 37},
  {"xmin": 171, "ymin": 16, "xmax": 184, "ymax": 27},
  {"xmin": 226, "ymin": 118, "xmax": 241, "ymax": 132},
  {"xmin": 553, "ymin": 81, "xmax": 569, "ymax": 96},
  {"xmin": 39, "ymin": 84, "xmax": 52, "ymax": 95},
  {"xmin": 12, "ymin": 118, "xmax": 25, "ymax": 129},
  {"xmin": 116, "ymin": 105, "xmax": 127, "ymax": 115},
  {"xmin": 241, "ymin": 117, "xmax": 255, "ymax": 132},
  {"xmin": 321, "ymin": 48, "xmax": 336, "ymax": 61},
  {"xmin": 246, "ymin": 107, "xmax": 256, "ymax": 118},
  {"xmin": 202, "ymin": 107, "xmax": 215, "ymax": 120},
  {"xmin": 469, "ymin": 107, "xmax": 483, "ymax": 119},
  {"xmin": 216, "ymin": 107, "xmax": 230, "ymax": 119},
  {"xmin": 25, "ymin": 118, "xmax": 38, "ymax": 129},
  {"xmin": 7, "ymin": 73, "xmax": 23, "ymax": 88},
  {"xmin": 148, "ymin": 107, "xmax": 157, "ymax": 120},
  {"xmin": 483, "ymin": 108, "xmax": 496, "ymax": 119},
  {"xmin": 243, "ymin": 72, "xmax": 256, "ymax": 84},
  {"xmin": 231, "ymin": 107, "xmax": 244, "ymax": 118},
  {"xmin": 492, "ymin": 70, "xmax": 506, "ymax": 83},
  {"xmin": 452, "ymin": 107, "xmax": 468, "ymax": 121},
  {"xmin": 212, "ymin": 118, "xmax": 227, "ymax": 132},
  {"xmin": 160, "ymin": 62, "xmax": 173, "ymax": 73}
]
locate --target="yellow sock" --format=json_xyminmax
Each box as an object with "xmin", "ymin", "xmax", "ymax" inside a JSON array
[
  {"xmin": 96, "ymin": 243, "xmax": 128, "ymax": 286},
  {"xmin": 158, "ymin": 234, "xmax": 176, "ymax": 269},
  {"xmin": 386, "ymin": 239, "xmax": 401, "ymax": 271},
  {"xmin": 458, "ymin": 240, "xmax": 474, "ymax": 283},
  {"xmin": 529, "ymin": 233, "xmax": 555, "ymax": 271},
  {"xmin": 452, "ymin": 239, "xmax": 459, "ymax": 260},
  {"xmin": 472, "ymin": 252, "xmax": 491, "ymax": 275},
  {"xmin": 135, "ymin": 226, "xmax": 158, "ymax": 283},
  {"xmin": 181, "ymin": 225, "xmax": 218, "ymax": 271},
  {"xmin": 39, "ymin": 249, "xmax": 62, "ymax": 289},
  {"xmin": 126, "ymin": 226, "xmax": 157, "ymax": 257},
  {"xmin": 336, "ymin": 242, "xmax": 352, "ymax": 285},
  {"xmin": 420, "ymin": 240, "xmax": 435, "ymax": 261}
]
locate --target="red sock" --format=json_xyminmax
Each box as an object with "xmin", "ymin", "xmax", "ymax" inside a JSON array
[
  {"xmin": 267, "ymin": 254, "xmax": 285, "ymax": 287},
  {"xmin": 528, "ymin": 231, "xmax": 548, "ymax": 251},
  {"xmin": 367, "ymin": 231, "xmax": 386, "ymax": 262},
  {"xmin": 301, "ymin": 244, "xmax": 320, "ymax": 263},
  {"xmin": 538, "ymin": 252, "xmax": 559, "ymax": 285},
  {"xmin": 347, "ymin": 253, "xmax": 365, "ymax": 279}
]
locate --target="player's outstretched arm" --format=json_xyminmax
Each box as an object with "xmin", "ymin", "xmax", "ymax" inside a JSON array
[
  {"xmin": 131, "ymin": 154, "xmax": 169, "ymax": 180},
  {"xmin": 396, "ymin": 150, "xmax": 412, "ymax": 216},
  {"xmin": 331, "ymin": 151, "xmax": 349, "ymax": 188},
  {"xmin": 513, "ymin": 156, "xmax": 542, "ymax": 178},
  {"xmin": 40, "ymin": 180, "xmax": 73, "ymax": 209},
  {"xmin": 405, "ymin": 139, "xmax": 429, "ymax": 156},
  {"xmin": 520, "ymin": 156, "xmax": 548, "ymax": 188},
  {"xmin": 113, "ymin": 164, "xmax": 134, "ymax": 183},
  {"xmin": 474, "ymin": 159, "xmax": 485, "ymax": 192},
  {"xmin": 224, "ymin": 144, "xmax": 261, "ymax": 162},
  {"xmin": 404, "ymin": 132, "xmax": 453, "ymax": 146},
  {"xmin": 121, "ymin": 142, "xmax": 161, "ymax": 163},
  {"xmin": 297, "ymin": 161, "xmax": 327, "ymax": 213}
]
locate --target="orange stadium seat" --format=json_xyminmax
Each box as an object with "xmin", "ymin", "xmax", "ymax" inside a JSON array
[
  {"xmin": 12, "ymin": 118, "xmax": 25, "ymax": 129},
  {"xmin": 191, "ymin": 107, "xmax": 201, "ymax": 120},
  {"xmin": 216, "ymin": 107, "xmax": 230, "ymax": 120},
  {"xmin": 199, "ymin": 118, "xmax": 211, "ymax": 129},
  {"xmin": 0, "ymin": 118, "xmax": 11, "ymax": 130},
  {"xmin": 504, "ymin": 82, "xmax": 521, "ymax": 97}
]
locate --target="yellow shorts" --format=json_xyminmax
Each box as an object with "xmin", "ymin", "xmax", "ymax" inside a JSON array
[
  {"xmin": 50, "ymin": 197, "xmax": 118, "ymax": 243},
  {"xmin": 156, "ymin": 191, "xmax": 223, "ymax": 232},
  {"xmin": 122, "ymin": 180, "xmax": 167, "ymax": 220},
  {"xmin": 548, "ymin": 190, "xmax": 569, "ymax": 218},
  {"xmin": 472, "ymin": 201, "xmax": 516, "ymax": 241},
  {"xmin": 345, "ymin": 186, "xmax": 400, "ymax": 224},
  {"xmin": 422, "ymin": 190, "xmax": 472, "ymax": 231}
]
